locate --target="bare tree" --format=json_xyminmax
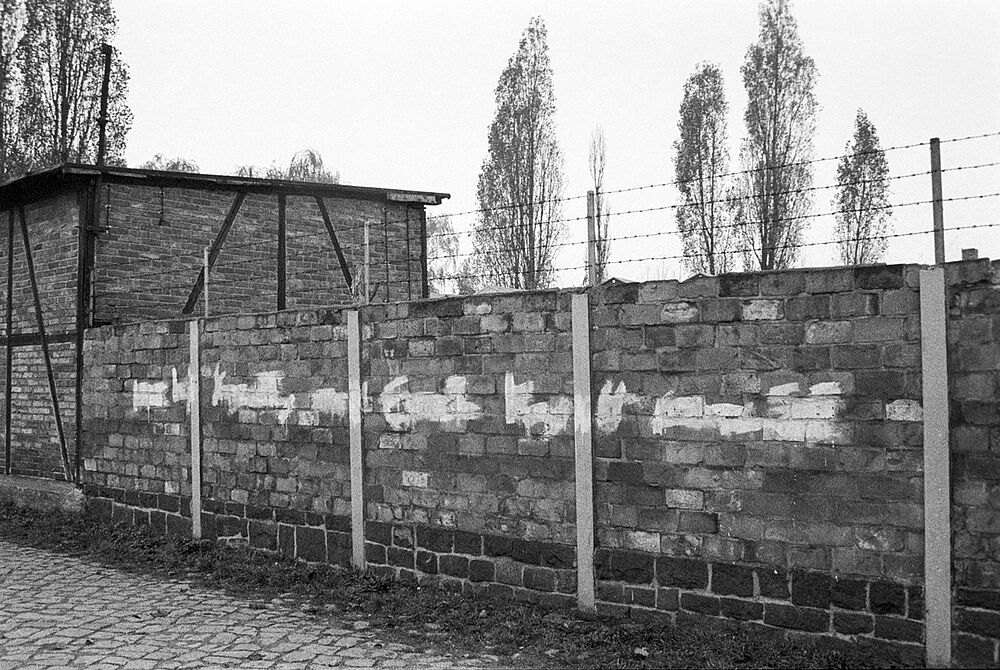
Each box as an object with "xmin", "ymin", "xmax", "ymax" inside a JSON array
[
  {"xmin": 140, "ymin": 153, "xmax": 199, "ymax": 173},
  {"xmin": 673, "ymin": 62, "xmax": 734, "ymax": 275},
  {"xmin": 473, "ymin": 16, "xmax": 564, "ymax": 290},
  {"xmin": 589, "ymin": 125, "xmax": 611, "ymax": 283},
  {"xmin": 19, "ymin": 0, "xmax": 132, "ymax": 167},
  {"xmin": 733, "ymin": 0, "xmax": 817, "ymax": 270},
  {"xmin": 834, "ymin": 110, "xmax": 891, "ymax": 265},
  {"xmin": 0, "ymin": 0, "xmax": 25, "ymax": 177},
  {"xmin": 426, "ymin": 213, "xmax": 461, "ymax": 295}
]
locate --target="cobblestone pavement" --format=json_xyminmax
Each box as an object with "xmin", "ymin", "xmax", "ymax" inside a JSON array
[{"xmin": 0, "ymin": 541, "xmax": 494, "ymax": 669}]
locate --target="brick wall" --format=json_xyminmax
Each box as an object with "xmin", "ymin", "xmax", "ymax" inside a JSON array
[
  {"xmin": 946, "ymin": 260, "xmax": 1000, "ymax": 667},
  {"xmin": 94, "ymin": 184, "xmax": 424, "ymax": 324},
  {"xmin": 79, "ymin": 259, "xmax": 1000, "ymax": 666},
  {"xmin": 0, "ymin": 193, "xmax": 80, "ymax": 479}
]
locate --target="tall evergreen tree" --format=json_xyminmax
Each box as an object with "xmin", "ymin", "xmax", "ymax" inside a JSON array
[
  {"xmin": 673, "ymin": 62, "xmax": 734, "ymax": 275},
  {"xmin": 473, "ymin": 16, "xmax": 564, "ymax": 290},
  {"xmin": 834, "ymin": 110, "xmax": 891, "ymax": 265},
  {"xmin": 19, "ymin": 0, "xmax": 132, "ymax": 167},
  {"xmin": 733, "ymin": 0, "xmax": 817, "ymax": 270}
]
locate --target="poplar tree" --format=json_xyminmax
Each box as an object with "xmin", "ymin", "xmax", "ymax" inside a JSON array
[
  {"xmin": 474, "ymin": 16, "xmax": 564, "ymax": 290},
  {"xmin": 589, "ymin": 125, "xmax": 611, "ymax": 283},
  {"xmin": 19, "ymin": 0, "xmax": 132, "ymax": 167},
  {"xmin": 834, "ymin": 110, "xmax": 892, "ymax": 265},
  {"xmin": 673, "ymin": 62, "xmax": 734, "ymax": 275},
  {"xmin": 733, "ymin": 0, "xmax": 817, "ymax": 270}
]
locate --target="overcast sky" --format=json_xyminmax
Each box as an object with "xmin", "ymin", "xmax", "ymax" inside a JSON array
[{"xmin": 113, "ymin": 1, "xmax": 1000, "ymax": 282}]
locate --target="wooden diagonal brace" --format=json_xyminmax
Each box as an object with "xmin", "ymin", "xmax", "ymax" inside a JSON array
[
  {"xmin": 314, "ymin": 196, "xmax": 354, "ymax": 288},
  {"xmin": 182, "ymin": 192, "xmax": 247, "ymax": 314}
]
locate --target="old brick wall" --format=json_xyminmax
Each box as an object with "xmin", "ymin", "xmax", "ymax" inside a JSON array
[
  {"xmin": 78, "ymin": 259, "xmax": 1000, "ymax": 665},
  {"xmin": 588, "ymin": 265, "xmax": 927, "ymax": 658},
  {"xmin": 0, "ymin": 193, "xmax": 80, "ymax": 479},
  {"xmin": 94, "ymin": 183, "xmax": 424, "ymax": 324},
  {"xmin": 946, "ymin": 260, "xmax": 1000, "ymax": 666}
]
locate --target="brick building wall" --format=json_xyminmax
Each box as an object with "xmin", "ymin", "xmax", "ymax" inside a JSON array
[
  {"xmin": 1, "ymin": 166, "xmax": 441, "ymax": 481},
  {"xmin": 79, "ymin": 260, "xmax": 1000, "ymax": 666},
  {"xmin": 94, "ymin": 184, "xmax": 425, "ymax": 324},
  {"xmin": 0, "ymin": 193, "xmax": 80, "ymax": 479}
]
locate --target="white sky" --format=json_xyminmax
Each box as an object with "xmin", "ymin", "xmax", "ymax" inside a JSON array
[{"xmin": 114, "ymin": 0, "xmax": 1000, "ymax": 283}]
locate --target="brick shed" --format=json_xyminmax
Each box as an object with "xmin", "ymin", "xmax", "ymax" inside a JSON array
[{"xmin": 0, "ymin": 163, "xmax": 448, "ymax": 481}]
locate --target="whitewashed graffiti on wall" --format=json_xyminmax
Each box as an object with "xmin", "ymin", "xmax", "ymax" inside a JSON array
[
  {"xmin": 504, "ymin": 372, "xmax": 574, "ymax": 436},
  {"xmin": 131, "ymin": 367, "xmax": 188, "ymax": 413},
  {"xmin": 376, "ymin": 376, "xmax": 482, "ymax": 431}
]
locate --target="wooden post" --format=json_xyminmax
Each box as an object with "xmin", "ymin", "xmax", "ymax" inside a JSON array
[
  {"xmin": 571, "ymin": 292, "xmax": 595, "ymax": 612},
  {"xmin": 188, "ymin": 319, "xmax": 202, "ymax": 539},
  {"xmin": 347, "ymin": 309, "xmax": 365, "ymax": 570},
  {"xmin": 277, "ymin": 194, "xmax": 286, "ymax": 311},
  {"xmin": 363, "ymin": 219, "xmax": 371, "ymax": 305},
  {"xmin": 203, "ymin": 246, "xmax": 210, "ymax": 318},
  {"xmin": 587, "ymin": 191, "xmax": 597, "ymax": 287},
  {"xmin": 930, "ymin": 138, "xmax": 945, "ymax": 265},
  {"xmin": 4, "ymin": 210, "xmax": 12, "ymax": 475}
]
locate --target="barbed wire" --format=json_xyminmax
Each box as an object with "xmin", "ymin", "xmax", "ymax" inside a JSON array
[{"xmin": 98, "ymin": 151, "xmax": 1000, "ymax": 276}]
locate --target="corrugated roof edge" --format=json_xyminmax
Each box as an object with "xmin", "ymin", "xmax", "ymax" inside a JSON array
[{"xmin": 0, "ymin": 162, "xmax": 450, "ymax": 205}]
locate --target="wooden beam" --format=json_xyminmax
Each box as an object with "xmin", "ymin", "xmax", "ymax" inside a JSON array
[
  {"xmin": 277, "ymin": 194, "xmax": 286, "ymax": 311},
  {"xmin": 181, "ymin": 192, "xmax": 246, "ymax": 314},
  {"xmin": 4, "ymin": 210, "xmax": 13, "ymax": 475},
  {"xmin": 920, "ymin": 267, "xmax": 951, "ymax": 666},
  {"xmin": 18, "ymin": 206, "xmax": 71, "ymax": 481},
  {"xmin": 571, "ymin": 292, "xmax": 595, "ymax": 612},
  {"xmin": 383, "ymin": 206, "xmax": 390, "ymax": 303},
  {"xmin": 419, "ymin": 207, "xmax": 428, "ymax": 299},
  {"xmin": 74, "ymin": 183, "xmax": 95, "ymax": 483},
  {"xmin": 314, "ymin": 196, "xmax": 353, "ymax": 288}
]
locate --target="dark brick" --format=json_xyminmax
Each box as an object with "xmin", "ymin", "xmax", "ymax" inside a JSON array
[
  {"xmin": 387, "ymin": 545, "xmax": 414, "ymax": 569},
  {"xmin": 833, "ymin": 611, "xmax": 874, "ymax": 635},
  {"xmin": 874, "ymin": 615, "xmax": 923, "ymax": 642},
  {"xmin": 598, "ymin": 582, "xmax": 625, "ymax": 603},
  {"xmin": 678, "ymin": 511, "xmax": 718, "ymax": 533},
  {"xmin": 955, "ymin": 632, "xmax": 998, "ymax": 668},
  {"xmin": 712, "ymin": 563, "xmax": 754, "ymax": 597},
  {"xmin": 439, "ymin": 554, "xmax": 469, "ymax": 578},
  {"xmin": 757, "ymin": 568, "xmax": 789, "ymax": 599},
  {"xmin": 657, "ymin": 556, "xmax": 709, "ymax": 589},
  {"xmin": 906, "ymin": 585, "xmax": 924, "ymax": 620},
  {"xmin": 276, "ymin": 509, "xmax": 306, "ymax": 525},
  {"xmin": 416, "ymin": 550, "xmax": 438, "ymax": 574},
  {"xmin": 855, "ymin": 265, "xmax": 904, "ymax": 290},
  {"xmin": 510, "ymin": 539, "xmax": 543, "ymax": 566},
  {"xmin": 720, "ymin": 597, "xmax": 763, "ymax": 621},
  {"xmin": 607, "ymin": 461, "xmax": 644, "ymax": 484},
  {"xmin": 625, "ymin": 586, "xmax": 657, "ymax": 608},
  {"xmin": 644, "ymin": 325, "xmax": 676, "ymax": 349},
  {"xmin": 296, "ymin": 526, "xmax": 326, "ymax": 563},
  {"xmin": 278, "ymin": 524, "xmax": 295, "ymax": 556},
  {"xmin": 328, "ymin": 532, "xmax": 351, "ymax": 566},
  {"xmin": 831, "ymin": 578, "xmax": 867, "ymax": 610},
  {"xmin": 365, "ymin": 542, "xmax": 386, "ymax": 564},
  {"xmin": 957, "ymin": 608, "xmax": 1000, "ymax": 638},
  {"xmin": 681, "ymin": 593, "xmax": 721, "ymax": 616},
  {"xmin": 719, "ymin": 274, "xmax": 760, "ymax": 297},
  {"xmin": 469, "ymin": 559, "xmax": 495, "ymax": 582},
  {"xmin": 453, "ymin": 530, "xmax": 482, "ymax": 555},
  {"xmin": 764, "ymin": 603, "xmax": 829, "ymax": 632},
  {"xmin": 958, "ymin": 587, "xmax": 1000, "ymax": 612},
  {"xmin": 540, "ymin": 544, "xmax": 575, "ymax": 569},
  {"xmin": 524, "ymin": 566, "xmax": 556, "ymax": 592},
  {"xmin": 165, "ymin": 514, "xmax": 190, "ymax": 537},
  {"xmin": 200, "ymin": 513, "xmax": 218, "ymax": 541},
  {"xmin": 86, "ymin": 497, "xmax": 111, "ymax": 522},
  {"xmin": 249, "ymin": 520, "xmax": 277, "ymax": 551},
  {"xmin": 657, "ymin": 588, "xmax": 679, "ymax": 611},
  {"xmin": 482, "ymin": 534, "xmax": 514, "ymax": 558},
  {"xmin": 218, "ymin": 515, "xmax": 247, "ymax": 538},
  {"xmin": 791, "ymin": 571, "xmax": 831, "ymax": 609},
  {"xmin": 148, "ymin": 510, "xmax": 166, "ymax": 535},
  {"xmin": 870, "ymin": 581, "xmax": 906, "ymax": 615},
  {"xmin": 418, "ymin": 526, "xmax": 454, "ymax": 553},
  {"xmin": 157, "ymin": 494, "xmax": 180, "ymax": 513},
  {"xmin": 602, "ymin": 550, "xmax": 655, "ymax": 585},
  {"xmin": 246, "ymin": 505, "xmax": 273, "ymax": 521}
]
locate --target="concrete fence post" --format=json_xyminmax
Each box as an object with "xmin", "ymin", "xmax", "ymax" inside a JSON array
[
  {"xmin": 571, "ymin": 292, "xmax": 596, "ymax": 612},
  {"xmin": 188, "ymin": 319, "xmax": 202, "ymax": 539},
  {"xmin": 920, "ymin": 267, "xmax": 951, "ymax": 666},
  {"xmin": 347, "ymin": 309, "xmax": 365, "ymax": 571}
]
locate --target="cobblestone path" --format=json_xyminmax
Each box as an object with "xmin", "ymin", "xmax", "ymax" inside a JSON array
[{"xmin": 0, "ymin": 541, "xmax": 493, "ymax": 669}]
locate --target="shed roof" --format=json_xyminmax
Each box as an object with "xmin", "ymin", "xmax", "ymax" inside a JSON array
[{"xmin": 0, "ymin": 162, "xmax": 450, "ymax": 205}]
